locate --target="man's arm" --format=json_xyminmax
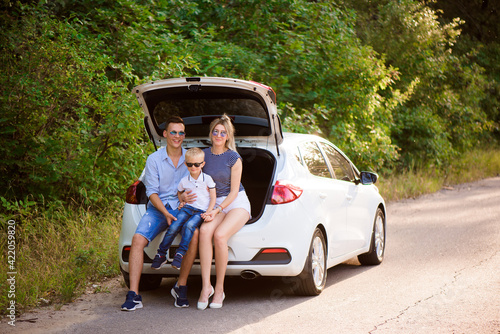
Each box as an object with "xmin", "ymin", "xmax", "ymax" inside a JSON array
[{"xmin": 177, "ymin": 190, "xmax": 186, "ymax": 209}]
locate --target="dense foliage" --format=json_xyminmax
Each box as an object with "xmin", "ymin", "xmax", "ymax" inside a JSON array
[
  {"xmin": 349, "ymin": 0, "xmax": 495, "ymax": 166},
  {"xmin": 1, "ymin": 0, "xmax": 498, "ymax": 207}
]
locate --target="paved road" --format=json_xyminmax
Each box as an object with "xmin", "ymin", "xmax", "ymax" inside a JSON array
[{"xmin": 6, "ymin": 177, "xmax": 500, "ymax": 334}]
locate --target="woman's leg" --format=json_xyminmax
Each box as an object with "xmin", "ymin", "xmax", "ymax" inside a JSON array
[
  {"xmin": 198, "ymin": 213, "xmax": 225, "ymax": 303},
  {"xmin": 212, "ymin": 208, "xmax": 250, "ymax": 303}
]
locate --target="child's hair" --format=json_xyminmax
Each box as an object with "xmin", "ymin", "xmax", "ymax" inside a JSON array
[
  {"xmin": 185, "ymin": 147, "xmax": 205, "ymax": 161},
  {"xmin": 209, "ymin": 114, "xmax": 236, "ymax": 151}
]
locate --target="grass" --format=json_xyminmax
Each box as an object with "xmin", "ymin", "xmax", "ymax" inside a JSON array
[
  {"xmin": 378, "ymin": 147, "xmax": 500, "ymax": 202},
  {"xmin": 0, "ymin": 199, "xmax": 122, "ymax": 315},
  {"xmin": 1, "ymin": 147, "xmax": 499, "ymax": 315}
]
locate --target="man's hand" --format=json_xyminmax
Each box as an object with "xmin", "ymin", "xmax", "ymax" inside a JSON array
[
  {"xmin": 180, "ymin": 189, "xmax": 197, "ymax": 204},
  {"xmin": 165, "ymin": 212, "xmax": 177, "ymax": 226}
]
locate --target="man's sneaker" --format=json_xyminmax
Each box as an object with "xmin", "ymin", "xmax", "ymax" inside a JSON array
[
  {"xmin": 151, "ymin": 254, "xmax": 167, "ymax": 270},
  {"xmin": 121, "ymin": 291, "xmax": 143, "ymax": 311},
  {"xmin": 171, "ymin": 253, "xmax": 183, "ymax": 270},
  {"xmin": 171, "ymin": 282, "xmax": 189, "ymax": 308}
]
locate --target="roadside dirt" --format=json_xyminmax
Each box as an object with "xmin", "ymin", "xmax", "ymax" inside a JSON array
[{"xmin": 4, "ymin": 277, "xmax": 126, "ymax": 333}]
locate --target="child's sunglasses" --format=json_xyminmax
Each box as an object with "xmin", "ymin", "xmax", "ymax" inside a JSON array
[{"xmin": 186, "ymin": 162, "xmax": 204, "ymax": 167}]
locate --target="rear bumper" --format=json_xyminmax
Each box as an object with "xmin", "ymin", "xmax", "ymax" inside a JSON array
[{"xmin": 118, "ymin": 201, "xmax": 314, "ymax": 278}]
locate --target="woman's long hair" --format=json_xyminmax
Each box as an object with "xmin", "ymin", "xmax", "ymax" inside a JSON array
[{"xmin": 209, "ymin": 114, "xmax": 237, "ymax": 152}]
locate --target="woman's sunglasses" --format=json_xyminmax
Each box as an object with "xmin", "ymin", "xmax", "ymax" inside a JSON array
[
  {"xmin": 212, "ymin": 129, "xmax": 227, "ymax": 137},
  {"xmin": 168, "ymin": 131, "xmax": 186, "ymax": 136},
  {"xmin": 186, "ymin": 162, "xmax": 204, "ymax": 167}
]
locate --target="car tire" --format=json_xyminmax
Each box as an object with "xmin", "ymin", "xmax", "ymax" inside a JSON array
[
  {"xmin": 358, "ymin": 208, "xmax": 385, "ymax": 265},
  {"xmin": 294, "ymin": 228, "xmax": 327, "ymax": 296},
  {"xmin": 120, "ymin": 268, "xmax": 163, "ymax": 291}
]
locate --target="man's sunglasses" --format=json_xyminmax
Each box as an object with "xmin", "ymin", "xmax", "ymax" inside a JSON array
[
  {"xmin": 186, "ymin": 162, "xmax": 204, "ymax": 167},
  {"xmin": 168, "ymin": 131, "xmax": 186, "ymax": 136}
]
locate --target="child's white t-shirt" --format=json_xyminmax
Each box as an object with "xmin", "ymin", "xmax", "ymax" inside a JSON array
[{"xmin": 177, "ymin": 172, "xmax": 216, "ymax": 211}]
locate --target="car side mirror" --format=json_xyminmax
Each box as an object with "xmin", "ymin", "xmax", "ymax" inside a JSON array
[{"xmin": 359, "ymin": 171, "xmax": 378, "ymax": 185}]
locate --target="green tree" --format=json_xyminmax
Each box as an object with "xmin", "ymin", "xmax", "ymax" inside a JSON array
[
  {"xmin": 425, "ymin": 0, "xmax": 500, "ymax": 139},
  {"xmin": 349, "ymin": 0, "xmax": 492, "ymax": 167},
  {"xmin": 156, "ymin": 0, "xmax": 401, "ymax": 170},
  {"xmin": 0, "ymin": 6, "xmax": 147, "ymax": 206}
]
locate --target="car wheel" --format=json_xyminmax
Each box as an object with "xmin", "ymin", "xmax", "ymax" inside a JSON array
[
  {"xmin": 121, "ymin": 268, "xmax": 163, "ymax": 291},
  {"xmin": 358, "ymin": 208, "xmax": 385, "ymax": 265},
  {"xmin": 294, "ymin": 228, "xmax": 327, "ymax": 296}
]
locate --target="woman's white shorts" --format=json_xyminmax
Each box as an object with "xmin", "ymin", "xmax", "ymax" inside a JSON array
[{"xmin": 216, "ymin": 190, "xmax": 251, "ymax": 217}]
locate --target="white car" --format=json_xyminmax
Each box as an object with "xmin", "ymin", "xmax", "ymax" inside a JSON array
[{"xmin": 119, "ymin": 77, "xmax": 386, "ymax": 296}]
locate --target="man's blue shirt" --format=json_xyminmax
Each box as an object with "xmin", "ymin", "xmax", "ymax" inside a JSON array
[{"xmin": 143, "ymin": 147, "xmax": 189, "ymax": 209}]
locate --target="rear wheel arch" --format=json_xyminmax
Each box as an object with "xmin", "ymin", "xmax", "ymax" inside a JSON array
[{"xmin": 316, "ymin": 223, "xmax": 328, "ymax": 254}]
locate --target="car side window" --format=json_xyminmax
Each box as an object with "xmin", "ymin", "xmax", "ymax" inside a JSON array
[
  {"xmin": 298, "ymin": 142, "xmax": 332, "ymax": 178},
  {"xmin": 320, "ymin": 143, "xmax": 354, "ymax": 182}
]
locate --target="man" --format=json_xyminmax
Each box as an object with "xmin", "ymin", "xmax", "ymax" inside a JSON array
[{"xmin": 121, "ymin": 116, "xmax": 197, "ymax": 311}]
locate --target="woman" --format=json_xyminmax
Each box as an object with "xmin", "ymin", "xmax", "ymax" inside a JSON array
[{"xmin": 197, "ymin": 114, "xmax": 251, "ymax": 310}]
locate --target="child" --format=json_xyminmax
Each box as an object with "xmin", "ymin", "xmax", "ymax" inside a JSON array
[{"xmin": 151, "ymin": 147, "xmax": 216, "ymax": 270}]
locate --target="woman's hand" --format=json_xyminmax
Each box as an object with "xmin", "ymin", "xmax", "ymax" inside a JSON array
[{"xmin": 202, "ymin": 208, "xmax": 219, "ymax": 222}]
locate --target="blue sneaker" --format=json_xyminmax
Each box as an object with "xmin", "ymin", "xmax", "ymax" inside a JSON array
[
  {"xmin": 121, "ymin": 291, "xmax": 143, "ymax": 311},
  {"xmin": 151, "ymin": 254, "xmax": 167, "ymax": 270},
  {"xmin": 171, "ymin": 282, "xmax": 189, "ymax": 308},
  {"xmin": 171, "ymin": 252, "xmax": 183, "ymax": 270}
]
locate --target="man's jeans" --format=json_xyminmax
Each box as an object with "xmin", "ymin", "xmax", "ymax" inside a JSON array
[{"xmin": 157, "ymin": 204, "xmax": 204, "ymax": 257}]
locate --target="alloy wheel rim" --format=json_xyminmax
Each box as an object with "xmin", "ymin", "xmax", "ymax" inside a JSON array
[
  {"xmin": 311, "ymin": 236, "xmax": 325, "ymax": 288},
  {"xmin": 374, "ymin": 215, "xmax": 385, "ymax": 260}
]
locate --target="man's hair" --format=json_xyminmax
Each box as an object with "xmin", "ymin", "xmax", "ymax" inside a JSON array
[
  {"xmin": 185, "ymin": 147, "xmax": 204, "ymax": 161},
  {"xmin": 165, "ymin": 116, "xmax": 185, "ymax": 128}
]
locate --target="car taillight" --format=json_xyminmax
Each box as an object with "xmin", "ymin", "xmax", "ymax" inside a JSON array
[
  {"xmin": 271, "ymin": 180, "xmax": 303, "ymax": 204},
  {"xmin": 125, "ymin": 180, "xmax": 141, "ymax": 204}
]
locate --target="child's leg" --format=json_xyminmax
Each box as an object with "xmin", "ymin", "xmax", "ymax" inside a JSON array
[
  {"xmin": 176, "ymin": 211, "xmax": 204, "ymax": 255},
  {"xmin": 157, "ymin": 208, "xmax": 190, "ymax": 255}
]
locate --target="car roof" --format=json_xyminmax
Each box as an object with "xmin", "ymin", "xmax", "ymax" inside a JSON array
[{"xmin": 282, "ymin": 132, "xmax": 358, "ymax": 171}]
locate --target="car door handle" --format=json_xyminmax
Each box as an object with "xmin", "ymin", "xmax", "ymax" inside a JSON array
[
  {"xmin": 345, "ymin": 194, "xmax": 353, "ymax": 201},
  {"xmin": 319, "ymin": 192, "xmax": 327, "ymax": 199}
]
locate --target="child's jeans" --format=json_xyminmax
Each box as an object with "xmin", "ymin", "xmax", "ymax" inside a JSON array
[{"xmin": 157, "ymin": 204, "xmax": 204, "ymax": 256}]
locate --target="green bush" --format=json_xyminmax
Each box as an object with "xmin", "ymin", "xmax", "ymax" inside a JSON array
[
  {"xmin": 348, "ymin": 0, "xmax": 495, "ymax": 167},
  {"xmin": 0, "ymin": 6, "xmax": 148, "ymax": 207}
]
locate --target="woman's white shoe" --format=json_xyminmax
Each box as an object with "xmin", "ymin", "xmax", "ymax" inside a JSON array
[
  {"xmin": 209, "ymin": 293, "xmax": 225, "ymax": 309},
  {"xmin": 197, "ymin": 286, "xmax": 214, "ymax": 310}
]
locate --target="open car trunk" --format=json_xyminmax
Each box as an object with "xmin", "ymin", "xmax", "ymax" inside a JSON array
[
  {"xmin": 134, "ymin": 77, "xmax": 283, "ymax": 148},
  {"xmin": 239, "ymin": 147, "xmax": 276, "ymax": 223},
  {"xmin": 135, "ymin": 147, "xmax": 276, "ymax": 224}
]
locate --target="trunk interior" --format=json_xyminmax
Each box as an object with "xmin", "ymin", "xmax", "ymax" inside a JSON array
[{"xmin": 238, "ymin": 147, "xmax": 276, "ymax": 223}]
